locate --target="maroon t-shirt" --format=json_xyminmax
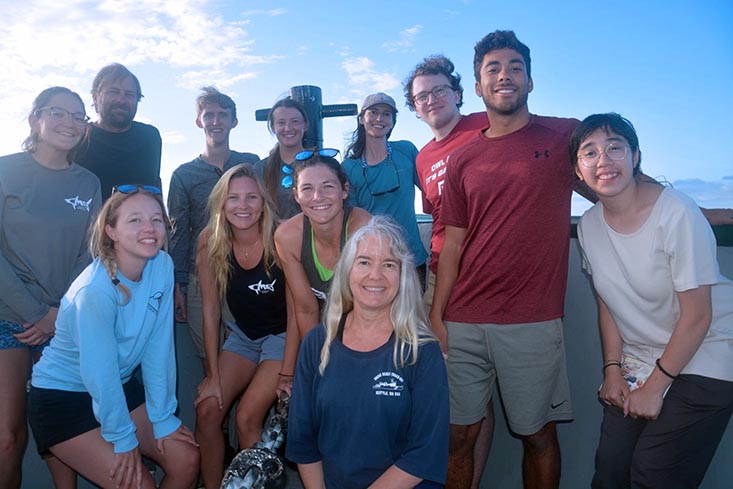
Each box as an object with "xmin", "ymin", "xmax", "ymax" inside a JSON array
[
  {"xmin": 416, "ymin": 112, "xmax": 488, "ymax": 274},
  {"xmin": 440, "ymin": 115, "xmax": 579, "ymax": 324}
]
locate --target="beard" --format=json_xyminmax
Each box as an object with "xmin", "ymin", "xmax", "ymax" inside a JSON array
[
  {"xmin": 100, "ymin": 103, "xmax": 135, "ymax": 129},
  {"xmin": 482, "ymin": 88, "xmax": 529, "ymax": 116}
]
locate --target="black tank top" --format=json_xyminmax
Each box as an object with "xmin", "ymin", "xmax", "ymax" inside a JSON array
[{"xmin": 226, "ymin": 252, "xmax": 287, "ymax": 339}]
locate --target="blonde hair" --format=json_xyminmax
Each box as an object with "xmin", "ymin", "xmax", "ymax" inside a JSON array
[
  {"xmin": 200, "ymin": 164, "xmax": 279, "ymax": 298},
  {"xmin": 319, "ymin": 216, "xmax": 435, "ymax": 373},
  {"xmin": 89, "ymin": 188, "xmax": 170, "ymax": 303}
]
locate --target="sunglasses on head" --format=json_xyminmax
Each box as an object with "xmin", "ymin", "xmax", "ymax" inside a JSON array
[
  {"xmin": 113, "ymin": 184, "xmax": 162, "ymax": 195},
  {"xmin": 294, "ymin": 148, "xmax": 340, "ymax": 162}
]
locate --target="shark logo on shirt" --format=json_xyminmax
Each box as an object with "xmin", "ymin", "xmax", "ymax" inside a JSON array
[
  {"xmin": 148, "ymin": 291, "xmax": 164, "ymax": 313},
  {"xmin": 64, "ymin": 195, "xmax": 93, "ymax": 211},
  {"xmin": 248, "ymin": 279, "xmax": 277, "ymax": 295}
]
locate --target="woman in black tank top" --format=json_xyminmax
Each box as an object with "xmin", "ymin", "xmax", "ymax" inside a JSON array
[
  {"xmin": 194, "ymin": 164, "xmax": 287, "ymax": 488},
  {"xmin": 274, "ymin": 151, "xmax": 371, "ymax": 395}
]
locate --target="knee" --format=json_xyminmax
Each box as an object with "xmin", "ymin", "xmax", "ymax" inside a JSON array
[
  {"xmin": 0, "ymin": 425, "xmax": 27, "ymax": 456},
  {"xmin": 449, "ymin": 423, "xmax": 480, "ymax": 457},
  {"xmin": 235, "ymin": 405, "xmax": 265, "ymax": 436},
  {"xmin": 195, "ymin": 398, "xmax": 225, "ymax": 430},
  {"xmin": 522, "ymin": 422, "xmax": 558, "ymax": 452}
]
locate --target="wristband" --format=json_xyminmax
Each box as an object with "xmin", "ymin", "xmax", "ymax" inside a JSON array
[
  {"xmin": 655, "ymin": 359, "xmax": 678, "ymax": 380},
  {"xmin": 602, "ymin": 361, "xmax": 621, "ymax": 371},
  {"xmin": 278, "ymin": 373, "xmax": 294, "ymax": 378}
]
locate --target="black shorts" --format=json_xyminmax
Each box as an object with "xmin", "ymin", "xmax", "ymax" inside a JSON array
[{"xmin": 28, "ymin": 377, "xmax": 146, "ymax": 455}]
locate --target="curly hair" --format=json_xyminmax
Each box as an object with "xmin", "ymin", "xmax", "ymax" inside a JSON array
[{"xmin": 403, "ymin": 55, "xmax": 464, "ymax": 112}]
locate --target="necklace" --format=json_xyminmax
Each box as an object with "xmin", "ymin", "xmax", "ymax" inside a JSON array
[{"xmin": 240, "ymin": 239, "xmax": 260, "ymax": 260}]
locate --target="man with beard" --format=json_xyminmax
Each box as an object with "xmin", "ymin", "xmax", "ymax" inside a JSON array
[
  {"xmin": 76, "ymin": 63, "xmax": 161, "ymax": 200},
  {"xmin": 429, "ymin": 30, "xmax": 582, "ymax": 488}
]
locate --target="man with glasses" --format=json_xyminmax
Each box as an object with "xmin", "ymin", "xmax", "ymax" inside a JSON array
[
  {"xmin": 167, "ymin": 87, "xmax": 259, "ymax": 358},
  {"xmin": 428, "ymin": 31, "xmax": 592, "ymax": 488},
  {"xmin": 403, "ymin": 55, "xmax": 492, "ymax": 489},
  {"xmin": 75, "ymin": 63, "xmax": 162, "ymax": 200}
]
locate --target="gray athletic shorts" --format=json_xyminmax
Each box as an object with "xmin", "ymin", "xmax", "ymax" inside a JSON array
[
  {"xmin": 222, "ymin": 323, "xmax": 285, "ymax": 365},
  {"xmin": 445, "ymin": 318, "xmax": 573, "ymax": 435}
]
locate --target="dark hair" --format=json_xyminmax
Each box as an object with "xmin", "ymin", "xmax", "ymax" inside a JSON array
[
  {"xmin": 403, "ymin": 55, "xmax": 463, "ymax": 112},
  {"xmin": 22, "ymin": 86, "xmax": 89, "ymax": 163},
  {"xmin": 473, "ymin": 30, "xmax": 531, "ymax": 81},
  {"xmin": 196, "ymin": 86, "xmax": 236, "ymax": 120},
  {"xmin": 293, "ymin": 155, "xmax": 348, "ymax": 192},
  {"xmin": 91, "ymin": 63, "xmax": 143, "ymax": 101},
  {"xmin": 264, "ymin": 97, "xmax": 309, "ymax": 209},
  {"xmin": 344, "ymin": 109, "xmax": 397, "ymax": 160},
  {"xmin": 569, "ymin": 113, "xmax": 642, "ymax": 175}
]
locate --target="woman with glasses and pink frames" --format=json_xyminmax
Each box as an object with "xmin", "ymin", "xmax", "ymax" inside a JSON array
[
  {"xmin": 255, "ymin": 97, "xmax": 309, "ymax": 220},
  {"xmin": 27, "ymin": 185, "xmax": 200, "ymax": 489},
  {"xmin": 571, "ymin": 113, "xmax": 733, "ymax": 488},
  {"xmin": 274, "ymin": 151, "xmax": 370, "ymax": 394},
  {"xmin": 343, "ymin": 93, "xmax": 428, "ymax": 288},
  {"xmin": 0, "ymin": 87, "xmax": 100, "ymax": 489}
]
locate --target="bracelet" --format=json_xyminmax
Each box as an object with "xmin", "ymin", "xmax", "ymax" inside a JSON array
[
  {"xmin": 278, "ymin": 373, "xmax": 294, "ymax": 378},
  {"xmin": 655, "ymin": 359, "xmax": 678, "ymax": 380},
  {"xmin": 602, "ymin": 361, "xmax": 621, "ymax": 371}
]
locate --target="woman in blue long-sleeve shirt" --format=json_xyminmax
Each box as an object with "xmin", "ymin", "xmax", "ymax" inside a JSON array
[{"xmin": 28, "ymin": 185, "xmax": 200, "ymax": 489}]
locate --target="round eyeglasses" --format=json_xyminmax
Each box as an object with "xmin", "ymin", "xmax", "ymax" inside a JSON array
[
  {"xmin": 578, "ymin": 142, "xmax": 628, "ymax": 168},
  {"xmin": 35, "ymin": 106, "xmax": 90, "ymax": 126}
]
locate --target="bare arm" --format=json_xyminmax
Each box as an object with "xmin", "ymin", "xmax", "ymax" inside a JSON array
[
  {"xmin": 596, "ymin": 295, "xmax": 629, "ymax": 408},
  {"xmin": 297, "ymin": 462, "xmax": 326, "ymax": 489},
  {"xmin": 193, "ymin": 235, "xmax": 224, "ymax": 409},
  {"xmin": 368, "ymin": 465, "xmax": 423, "ymax": 489},
  {"xmin": 277, "ymin": 284, "xmax": 301, "ymax": 397},
  {"xmin": 429, "ymin": 224, "xmax": 467, "ymax": 353},
  {"xmin": 624, "ymin": 286, "xmax": 713, "ymax": 419}
]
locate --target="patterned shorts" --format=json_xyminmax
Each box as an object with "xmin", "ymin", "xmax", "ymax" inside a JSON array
[{"xmin": 0, "ymin": 319, "xmax": 50, "ymax": 353}]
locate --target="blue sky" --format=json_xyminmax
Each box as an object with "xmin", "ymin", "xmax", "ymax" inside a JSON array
[{"xmin": 1, "ymin": 0, "xmax": 731, "ymax": 214}]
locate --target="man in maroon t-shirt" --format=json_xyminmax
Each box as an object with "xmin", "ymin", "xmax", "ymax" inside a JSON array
[
  {"xmin": 403, "ymin": 55, "xmax": 491, "ymax": 489},
  {"xmin": 429, "ymin": 31, "xmax": 589, "ymax": 488}
]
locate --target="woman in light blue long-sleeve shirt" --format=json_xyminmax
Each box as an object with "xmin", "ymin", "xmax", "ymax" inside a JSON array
[{"xmin": 28, "ymin": 186, "xmax": 200, "ymax": 489}]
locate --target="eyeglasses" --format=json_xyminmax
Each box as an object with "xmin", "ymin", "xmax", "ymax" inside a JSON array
[
  {"xmin": 294, "ymin": 148, "xmax": 340, "ymax": 161},
  {"xmin": 412, "ymin": 84, "xmax": 453, "ymax": 106},
  {"xmin": 36, "ymin": 106, "xmax": 90, "ymax": 125},
  {"xmin": 281, "ymin": 164, "xmax": 294, "ymax": 189},
  {"xmin": 362, "ymin": 143, "xmax": 401, "ymax": 196},
  {"xmin": 578, "ymin": 142, "xmax": 628, "ymax": 168},
  {"xmin": 113, "ymin": 184, "xmax": 162, "ymax": 195}
]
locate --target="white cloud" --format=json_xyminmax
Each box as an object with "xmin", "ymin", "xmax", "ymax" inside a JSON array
[
  {"xmin": 162, "ymin": 130, "xmax": 187, "ymax": 145},
  {"xmin": 341, "ymin": 57, "xmax": 400, "ymax": 94},
  {"xmin": 382, "ymin": 24, "xmax": 422, "ymax": 53},
  {"xmin": 240, "ymin": 9, "xmax": 287, "ymax": 17}
]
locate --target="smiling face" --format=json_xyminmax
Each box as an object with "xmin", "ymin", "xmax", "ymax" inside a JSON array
[
  {"xmin": 31, "ymin": 92, "xmax": 87, "ymax": 153},
  {"xmin": 474, "ymin": 48, "xmax": 533, "ymax": 117},
  {"xmin": 575, "ymin": 128, "xmax": 640, "ymax": 200},
  {"xmin": 93, "ymin": 75, "xmax": 138, "ymax": 131},
  {"xmin": 412, "ymin": 73, "xmax": 462, "ymax": 133},
  {"xmin": 224, "ymin": 176, "xmax": 263, "ymax": 232},
  {"xmin": 349, "ymin": 234, "xmax": 400, "ymax": 313},
  {"xmin": 294, "ymin": 163, "xmax": 348, "ymax": 225},
  {"xmin": 360, "ymin": 104, "xmax": 395, "ymax": 139},
  {"xmin": 197, "ymin": 102, "xmax": 237, "ymax": 148},
  {"xmin": 105, "ymin": 193, "xmax": 167, "ymax": 273},
  {"xmin": 272, "ymin": 106, "xmax": 307, "ymax": 151}
]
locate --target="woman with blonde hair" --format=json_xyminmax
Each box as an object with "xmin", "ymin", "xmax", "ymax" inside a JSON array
[
  {"xmin": 28, "ymin": 185, "xmax": 199, "ymax": 489},
  {"xmin": 194, "ymin": 164, "xmax": 289, "ymax": 488},
  {"xmin": 287, "ymin": 216, "xmax": 449, "ymax": 488}
]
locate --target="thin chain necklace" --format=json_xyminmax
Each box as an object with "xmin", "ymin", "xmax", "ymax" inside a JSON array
[{"xmin": 240, "ymin": 239, "xmax": 260, "ymax": 260}]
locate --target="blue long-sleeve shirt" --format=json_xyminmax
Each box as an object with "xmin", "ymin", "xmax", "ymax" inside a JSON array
[{"xmin": 32, "ymin": 252, "xmax": 180, "ymax": 453}]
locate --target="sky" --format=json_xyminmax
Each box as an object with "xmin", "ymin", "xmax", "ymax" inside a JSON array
[{"xmin": 1, "ymin": 0, "xmax": 731, "ymax": 215}]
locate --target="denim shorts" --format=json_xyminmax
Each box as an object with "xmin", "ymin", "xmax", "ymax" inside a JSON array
[
  {"xmin": 222, "ymin": 322, "xmax": 285, "ymax": 364},
  {"xmin": 0, "ymin": 319, "xmax": 49, "ymax": 353}
]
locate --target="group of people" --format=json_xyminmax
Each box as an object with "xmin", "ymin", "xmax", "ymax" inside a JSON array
[{"xmin": 1, "ymin": 28, "xmax": 731, "ymax": 489}]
